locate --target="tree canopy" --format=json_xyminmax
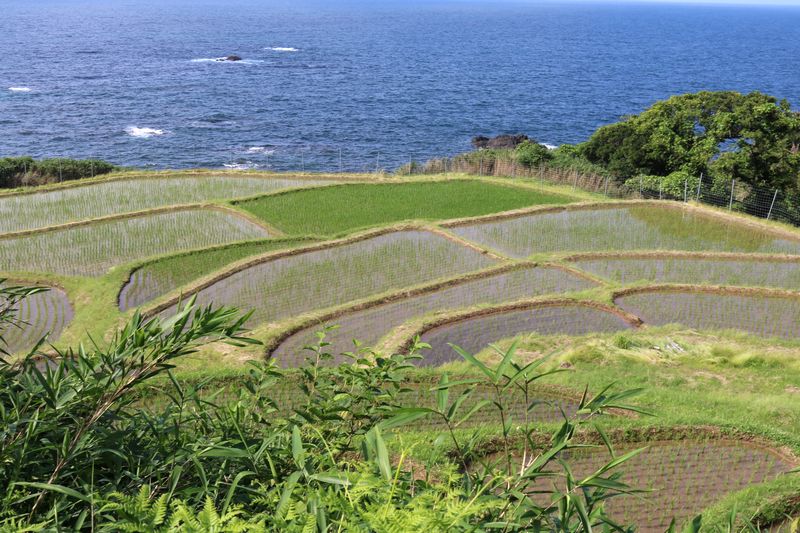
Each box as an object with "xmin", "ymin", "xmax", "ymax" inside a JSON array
[{"xmin": 580, "ymin": 91, "xmax": 800, "ymax": 190}]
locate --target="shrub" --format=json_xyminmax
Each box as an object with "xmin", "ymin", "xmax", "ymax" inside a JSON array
[
  {"xmin": 0, "ymin": 156, "xmax": 117, "ymax": 188},
  {"xmin": 514, "ymin": 140, "xmax": 553, "ymax": 168}
]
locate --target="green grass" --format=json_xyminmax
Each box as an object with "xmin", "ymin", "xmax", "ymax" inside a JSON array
[
  {"xmin": 119, "ymin": 237, "xmax": 316, "ymax": 310},
  {"xmin": 236, "ymin": 179, "xmax": 571, "ymax": 236}
]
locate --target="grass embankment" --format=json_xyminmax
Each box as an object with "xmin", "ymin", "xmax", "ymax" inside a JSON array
[{"xmin": 236, "ymin": 179, "xmax": 572, "ymax": 236}]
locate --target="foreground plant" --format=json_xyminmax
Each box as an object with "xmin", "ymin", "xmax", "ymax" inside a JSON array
[{"xmin": 0, "ymin": 285, "xmax": 792, "ymax": 531}]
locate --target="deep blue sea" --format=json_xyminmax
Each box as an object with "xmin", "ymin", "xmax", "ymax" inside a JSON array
[{"xmin": 1, "ymin": 0, "xmax": 799, "ymax": 171}]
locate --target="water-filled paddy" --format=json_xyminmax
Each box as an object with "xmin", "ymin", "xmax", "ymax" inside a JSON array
[
  {"xmin": 452, "ymin": 205, "xmax": 800, "ymax": 258},
  {"xmin": 0, "ymin": 285, "xmax": 73, "ymax": 354},
  {"xmin": 0, "ymin": 209, "xmax": 271, "ymax": 276},
  {"xmin": 616, "ymin": 290, "xmax": 800, "ymax": 340},
  {"xmin": 271, "ymin": 265, "xmax": 596, "ymax": 366},
  {"xmin": 0, "ymin": 176, "xmax": 331, "ymax": 234},
  {"xmin": 574, "ymin": 256, "xmax": 800, "ymax": 290},
  {"xmin": 159, "ymin": 230, "xmax": 497, "ymax": 328},
  {"xmin": 419, "ymin": 304, "xmax": 633, "ymax": 366},
  {"xmin": 496, "ymin": 440, "xmax": 792, "ymax": 532},
  {"xmin": 118, "ymin": 238, "xmax": 312, "ymax": 311}
]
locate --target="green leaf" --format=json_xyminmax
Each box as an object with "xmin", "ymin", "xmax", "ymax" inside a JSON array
[
  {"xmin": 379, "ymin": 408, "xmax": 435, "ymax": 430},
  {"xmin": 450, "ymin": 344, "xmax": 495, "ymax": 382},
  {"xmin": 292, "ymin": 426, "xmax": 305, "ymax": 468},
  {"xmin": 14, "ymin": 482, "xmax": 91, "ymax": 503}
]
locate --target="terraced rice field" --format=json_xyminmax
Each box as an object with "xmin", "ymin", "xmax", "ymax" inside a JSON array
[
  {"xmin": 0, "ymin": 285, "xmax": 73, "ymax": 354},
  {"xmin": 451, "ymin": 205, "xmax": 800, "ymax": 258},
  {"xmin": 573, "ymin": 256, "xmax": 800, "ymax": 290},
  {"xmin": 159, "ymin": 230, "xmax": 497, "ymax": 328},
  {"xmin": 238, "ymin": 180, "xmax": 570, "ymax": 236},
  {"xmin": 616, "ymin": 290, "xmax": 800, "ymax": 340},
  {"xmin": 271, "ymin": 265, "xmax": 597, "ymax": 366},
  {"xmin": 0, "ymin": 175, "xmax": 331, "ymax": 233},
  {"xmin": 418, "ymin": 304, "xmax": 633, "ymax": 366},
  {"xmin": 119, "ymin": 238, "xmax": 313, "ymax": 311},
  {"xmin": 506, "ymin": 440, "xmax": 794, "ymax": 532},
  {"xmin": 0, "ymin": 209, "xmax": 271, "ymax": 276}
]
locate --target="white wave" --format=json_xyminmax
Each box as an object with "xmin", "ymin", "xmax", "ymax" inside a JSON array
[
  {"xmin": 126, "ymin": 126, "xmax": 167, "ymax": 138},
  {"xmin": 246, "ymin": 146, "xmax": 275, "ymax": 154},
  {"xmin": 223, "ymin": 162, "xmax": 260, "ymax": 170},
  {"xmin": 8, "ymin": 87, "xmax": 31, "ymax": 92},
  {"xmin": 265, "ymin": 47, "xmax": 299, "ymax": 52},
  {"xmin": 543, "ymin": 143, "xmax": 558, "ymax": 150}
]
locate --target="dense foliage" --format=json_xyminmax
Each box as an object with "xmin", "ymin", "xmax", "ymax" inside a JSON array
[
  {"xmin": 0, "ymin": 157, "xmax": 116, "ymax": 188},
  {"xmin": 580, "ymin": 91, "xmax": 800, "ymax": 191},
  {"xmin": 0, "ymin": 282, "xmax": 793, "ymax": 531}
]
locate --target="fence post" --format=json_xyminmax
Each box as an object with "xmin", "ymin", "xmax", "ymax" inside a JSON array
[
  {"xmin": 659, "ymin": 182, "xmax": 662, "ymax": 200},
  {"xmin": 729, "ymin": 179, "xmax": 735, "ymax": 210},
  {"xmin": 603, "ymin": 176, "xmax": 609, "ymax": 196},
  {"xmin": 59, "ymin": 160, "xmax": 63, "ymax": 182},
  {"xmin": 479, "ymin": 156, "xmax": 483, "ymax": 176},
  {"xmin": 375, "ymin": 154, "xmax": 380, "ymax": 174},
  {"xmin": 572, "ymin": 171, "xmax": 578, "ymax": 191},
  {"xmin": 90, "ymin": 159, "xmax": 94, "ymax": 178},
  {"xmin": 639, "ymin": 175, "xmax": 642, "ymax": 195},
  {"xmin": 767, "ymin": 189, "xmax": 779, "ymax": 219},
  {"xmin": 684, "ymin": 179, "xmax": 688, "ymax": 202},
  {"xmin": 696, "ymin": 172, "xmax": 703, "ymax": 201}
]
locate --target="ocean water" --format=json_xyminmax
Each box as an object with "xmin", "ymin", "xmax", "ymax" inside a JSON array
[{"xmin": 1, "ymin": 0, "xmax": 799, "ymax": 171}]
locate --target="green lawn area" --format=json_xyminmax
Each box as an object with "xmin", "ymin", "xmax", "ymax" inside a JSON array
[{"xmin": 236, "ymin": 180, "xmax": 571, "ymax": 236}]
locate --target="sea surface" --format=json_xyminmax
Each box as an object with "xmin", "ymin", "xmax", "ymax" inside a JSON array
[{"xmin": 1, "ymin": 0, "xmax": 799, "ymax": 171}]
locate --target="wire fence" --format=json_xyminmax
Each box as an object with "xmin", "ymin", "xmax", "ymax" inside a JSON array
[{"xmin": 398, "ymin": 156, "xmax": 800, "ymax": 227}]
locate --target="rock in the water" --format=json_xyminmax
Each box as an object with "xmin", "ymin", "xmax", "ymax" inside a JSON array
[
  {"xmin": 472, "ymin": 134, "xmax": 529, "ymax": 150},
  {"xmin": 218, "ymin": 55, "xmax": 242, "ymax": 62}
]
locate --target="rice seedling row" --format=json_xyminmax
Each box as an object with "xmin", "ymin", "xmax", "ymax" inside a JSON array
[
  {"xmin": 573, "ymin": 256, "xmax": 800, "ymax": 290},
  {"xmin": 418, "ymin": 304, "xmax": 634, "ymax": 366},
  {"xmin": 158, "ymin": 230, "xmax": 497, "ymax": 329},
  {"xmin": 0, "ymin": 176, "xmax": 332, "ymax": 234},
  {"xmin": 237, "ymin": 180, "xmax": 571, "ymax": 236},
  {"xmin": 451, "ymin": 205, "xmax": 800, "ymax": 258},
  {"xmin": 271, "ymin": 265, "xmax": 597, "ymax": 367},
  {"xmin": 616, "ymin": 290, "xmax": 800, "ymax": 340},
  {"xmin": 507, "ymin": 440, "xmax": 794, "ymax": 532},
  {"xmin": 118, "ymin": 238, "xmax": 314, "ymax": 311},
  {"xmin": 1, "ymin": 285, "xmax": 73, "ymax": 354},
  {"xmin": 0, "ymin": 209, "xmax": 271, "ymax": 277}
]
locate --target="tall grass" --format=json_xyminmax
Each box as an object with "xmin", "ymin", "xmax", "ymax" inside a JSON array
[
  {"xmin": 237, "ymin": 180, "xmax": 571, "ymax": 236},
  {"xmin": 0, "ymin": 176, "xmax": 331, "ymax": 234},
  {"xmin": 0, "ymin": 209, "xmax": 270, "ymax": 276}
]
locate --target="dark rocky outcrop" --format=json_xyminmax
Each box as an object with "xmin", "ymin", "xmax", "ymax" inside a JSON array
[
  {"xmin": 471, "ymin": 134, "xmax": 529, "ymax": 150},
  {"xmin": 218, "ymin": 55, "xmax": 242, "ymax": 62}
]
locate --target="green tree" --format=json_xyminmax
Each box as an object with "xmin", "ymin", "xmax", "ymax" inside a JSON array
[{"xmin": 580, "ymin": 91, "xmax": 800, "ymax": 193}]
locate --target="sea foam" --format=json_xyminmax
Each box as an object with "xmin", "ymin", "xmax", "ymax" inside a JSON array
[
  {"xmin": 266, "ymin": 47, "xmax": 299, "ymax": 52},
  {"xmin": 126, "ymin": 126, "xmax": 167, "ymax": 138},
  {"xmin": 8, "ymin": 87, "xmax": 31, "ymax": 92}
]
